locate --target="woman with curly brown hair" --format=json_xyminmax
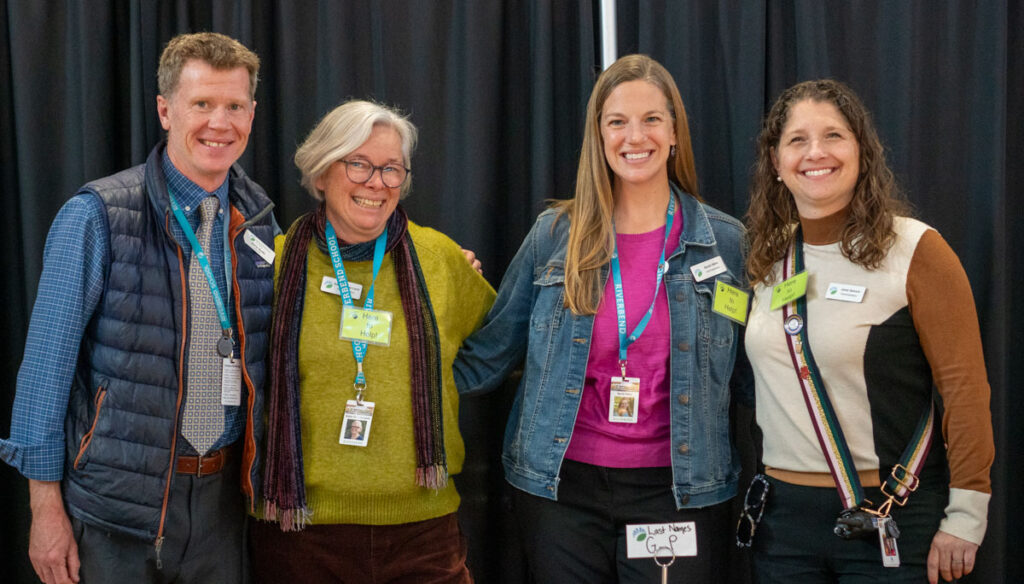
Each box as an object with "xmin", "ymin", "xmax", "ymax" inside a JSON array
[{"xmin": 741, "ymin": 79, "xmax": 993, "ymax": 584}]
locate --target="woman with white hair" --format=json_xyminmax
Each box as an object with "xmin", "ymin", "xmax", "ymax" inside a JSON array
[{"xmin": 250, "ymin": 100, "xmax": 495, "ymax": 583}]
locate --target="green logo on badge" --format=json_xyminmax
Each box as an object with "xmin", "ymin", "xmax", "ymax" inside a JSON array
[{"xmin": 829, "ymin": 287, "xmax": 838, "ymax": 295}]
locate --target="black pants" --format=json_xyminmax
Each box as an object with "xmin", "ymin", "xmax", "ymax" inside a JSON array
[
  {"xmin": 752, "ymin": 476, "xmax": 946, "ymax": 583},
  {"xmin": 71, "ymin": 456, "xmax": 247, "ymax": 584},
  {"xmin": 512, "ymin": 459, "xmax": 732, "ymax": 584}
]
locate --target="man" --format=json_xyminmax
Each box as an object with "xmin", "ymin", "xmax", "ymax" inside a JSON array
[{"xmin": 0, "ymin": 32, "xmax": 276, "ymax": 584}]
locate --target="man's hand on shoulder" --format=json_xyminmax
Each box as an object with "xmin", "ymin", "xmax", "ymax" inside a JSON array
[{"xmin": 29, "ymin": 480, "xmax": 80, "ymax": 584}]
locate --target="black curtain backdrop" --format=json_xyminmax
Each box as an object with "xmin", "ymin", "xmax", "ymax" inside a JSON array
[{"xmin": 1, "ymin": 2, "xmax": 1018, "ymax": 583}]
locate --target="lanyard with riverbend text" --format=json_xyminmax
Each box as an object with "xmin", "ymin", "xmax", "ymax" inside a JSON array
[
  {"xmin": 610, "ymin": 195, "xmax": 676, "ymax": 378},
  {"xmin": 325, "ymin": 221, "xmax": 387, "ymax": 398}
]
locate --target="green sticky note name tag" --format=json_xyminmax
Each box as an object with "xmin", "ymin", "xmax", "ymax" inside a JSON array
[
  {"xmin": 770, "ymin": 271, "xmax": 809, "ymax": 311},
  {"xmin": 712, "ymin": 280, "xmax": 749, "ymax": 325},
  {"xmin": 339, "ymin": 306, "xmax": 393, "ymax": 346}
]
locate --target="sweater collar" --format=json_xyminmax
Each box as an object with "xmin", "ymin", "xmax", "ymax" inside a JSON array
[{"xmin": 799, "ymin": 205, "xmax": 850, "ymax": 245}]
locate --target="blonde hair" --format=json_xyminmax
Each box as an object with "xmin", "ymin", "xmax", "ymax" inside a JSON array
[
  {"xmin": 293, "ymin": 100, "xmax": 417, "ymax": 200},
  {"xmin": 556, "ymin": 54, "xmax": 700, "ymax": 315}
]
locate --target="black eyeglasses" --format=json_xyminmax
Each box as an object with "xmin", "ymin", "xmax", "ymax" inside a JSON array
[
  {"xmin": 736, "ymin": 474, "xmax": 770, "ymax": 548},
  {"xmin": 339, "ymin": 159, "xmax": 411, "ymax": 188}
]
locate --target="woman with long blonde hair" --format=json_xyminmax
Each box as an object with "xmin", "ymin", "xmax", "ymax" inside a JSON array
[{"xmin": 455, "ymin": 54, "xmax": 750, "ymax": 583}]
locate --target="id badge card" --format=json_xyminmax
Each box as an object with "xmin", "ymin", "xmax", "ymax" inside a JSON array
[
  {"xmin": 339, "ymin": 306, "xmax": 393, "ymax": 346},
  {"xmin": 221, "ymin": 357, "xmax": 242, "ymax": 406},
  {"xmin": 340, "ymin": 399, "xmax": 375, "ymax": 447},
  {"xmin": 609, "ymin": 376, "xmax": 640, "ymax": 423},
  {"xmin": 877, "ymin": 517, "xmax": 901, "ymax": 567}
]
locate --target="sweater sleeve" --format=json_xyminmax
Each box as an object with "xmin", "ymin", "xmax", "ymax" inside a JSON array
[{"xmin": 906, "ymin": 229, "xmax": 993, "ymax": 544}]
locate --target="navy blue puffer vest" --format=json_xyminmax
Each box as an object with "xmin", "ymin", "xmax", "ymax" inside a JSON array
[{"xmin": 62, "ymin": 144, "xmax": 274, "ymax": 541}]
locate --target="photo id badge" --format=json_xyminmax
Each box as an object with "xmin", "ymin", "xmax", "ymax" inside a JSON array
[
  {"xmin": 877, "ymin": 517, "xmax": 901, "ymax": 567},
  {"xmin": 609, "ymin": 376, "xmax": 640, "ymax": 423},
  {"xmin": 221, "ymin": 357, "xmax": 242, "ymax": 406},
  {"xmin": 339, "ymin": 306, "xmax": 393, "ymax": 346},
  {"xmin": 340, "ymin": 399, "xmax": 375, "ymax": 447}
]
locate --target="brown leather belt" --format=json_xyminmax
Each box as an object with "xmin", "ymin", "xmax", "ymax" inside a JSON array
[{"xmin": 176, "ymin": 445, "xmax": 232, "ymax": 477}]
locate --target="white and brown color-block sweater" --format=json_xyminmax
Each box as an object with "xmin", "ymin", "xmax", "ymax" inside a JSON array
[{"xmin": 746, "ymin": 208, "xmax": 993, "ymax": 544}]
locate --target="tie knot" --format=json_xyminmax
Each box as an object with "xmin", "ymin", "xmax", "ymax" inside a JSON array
[{"xmin": 200, "ymin": 196, "xmax": 220, "ymax": 224}]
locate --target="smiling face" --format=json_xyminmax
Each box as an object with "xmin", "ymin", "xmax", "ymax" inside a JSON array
[
  {"xmin": 600, "ymin": 80, "xmax": 676, "ymax": 194},
  {"xmin": 156, "ymin": 60, "xmax": 255, "ymax": 192},
  {"xmin": 318, "ymin": 124, "xmax": 404, "ymax": 243},
  {"xmin": 772, "ymin": 99, "xmax": 860, "ymax": 218}
]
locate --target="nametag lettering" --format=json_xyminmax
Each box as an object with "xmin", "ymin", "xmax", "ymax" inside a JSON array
[
  {"xmin": 321, "ymin": 276, "xmax": 363, "ymax": 300},
  {"xmin": 243, "ymin": 229, "xmax": 275, "ymax": 264},
  {"xmin": 690, "ymin": 256, "xmax": 727, "ymax": 282}
]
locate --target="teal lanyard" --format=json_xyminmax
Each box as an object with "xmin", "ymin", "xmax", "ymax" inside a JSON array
[
  {"xmin": 168, "ymin": 195, "xmax": 233, "ymax": 337},
  {"xmin": 325, "ymin": 221, "xmax": 387, "ymax": 392},
  {"xmin": 610, "ymin": 195, "xmax": 676, "ymax": 376}
]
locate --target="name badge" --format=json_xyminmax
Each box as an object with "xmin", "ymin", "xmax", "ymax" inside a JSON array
[
  {"xmin": 321, "ymin": 276, "xmax": 363, "ymax": 299},
  {"xmin": 689, "ymin": 256, "xmax": 727, "ymax": 282},
  {"xmin": 825, "ymin": 282, "xmax": 866, "ymax": 303},
  {"xmin": 243, "ymin": 229, "xmax": 275, "ymax": 264},
  {"xmin": 770, "ymin": 271, "xmax": 809, "ymax": 310},
  {"xmin": 609, "ymin": 376, "xmax": 640, "ymax": 424},
  {"xmin": 340, "ymin": 399, "xmax": 374, "ymax": 447},
  {"xmin": 221, "ymin": 357, "xmax": 242, "ymax": 406},
  {"xmin": 625, "ymin": 522, "xmax": 698, "ymax": 559},
  {"xmin": 712, "ymin": 280, "xmax": 749, "ymax": 325},
  {"xmin": 339, "ymin": 306, "xmax": 393, "ymax": 346}
]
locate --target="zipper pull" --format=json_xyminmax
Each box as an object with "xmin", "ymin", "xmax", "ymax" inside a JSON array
[{"xmin": 155, "ymin": 536, "xmax": 165, "ymax": 569}]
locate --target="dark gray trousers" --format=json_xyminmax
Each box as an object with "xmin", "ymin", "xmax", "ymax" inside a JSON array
[{"xmin": 71, "ymin": 456, "xmax": 248, "ymax": 584}]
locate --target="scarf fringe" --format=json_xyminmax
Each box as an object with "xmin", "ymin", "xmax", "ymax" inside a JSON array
[
  {"xmin": 263, "ymin": 501, "xmax": 312, "ymax": 532},
  {"xmin": 416, "ymin": 464, "xmax": 449, "ymax": 490}
]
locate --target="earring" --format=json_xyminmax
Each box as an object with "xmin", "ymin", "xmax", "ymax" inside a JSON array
[
  {"xmin": 670, "ymin": 146, "xmax": 676, "ymax": 157},
  {"xmin": 776, "ymin": 175, "xmax": 782, "ymax": 182}
]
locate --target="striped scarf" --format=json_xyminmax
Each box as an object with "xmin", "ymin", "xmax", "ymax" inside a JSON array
[{"xmin": 262, "ymin": 203, "xmax": 446, "ymax": 531}]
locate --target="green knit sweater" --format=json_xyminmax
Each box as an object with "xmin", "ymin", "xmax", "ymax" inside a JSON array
[{"xmin": 274, "ymin": 221, "xmax": 495, "ymax": 525}]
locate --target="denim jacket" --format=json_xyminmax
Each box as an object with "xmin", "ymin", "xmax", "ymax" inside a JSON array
[{"xmin": 454, "ymin": 187, "xmax": 753, "ymax": 509}]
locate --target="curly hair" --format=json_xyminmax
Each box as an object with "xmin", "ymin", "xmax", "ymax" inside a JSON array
[
  {"xmin": 746, "ymin": 79, "xmax": 910, "ymax": 285},
  {"xmin": 555, "ymin": 54, "xmax": 700, "ymax": 315}
]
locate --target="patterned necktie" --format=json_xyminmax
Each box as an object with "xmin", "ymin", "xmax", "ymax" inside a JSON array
[{"xmin": 181, "ymin": 196, "xmax": 225, "ymax": 455}]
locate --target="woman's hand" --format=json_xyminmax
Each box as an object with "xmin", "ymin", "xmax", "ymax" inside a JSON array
[
  {"xmin": 461, "ymin": 248, "xmax": 483, "ymax": 275},
  {"xmin": 927, "ymin": 530, "xmax": 979, "ymax": 583}
]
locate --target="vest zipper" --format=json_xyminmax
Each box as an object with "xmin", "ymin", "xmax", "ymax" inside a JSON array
[{"xmin": 228, "ymin": 206, "xmax": 258, "ymax": 506}]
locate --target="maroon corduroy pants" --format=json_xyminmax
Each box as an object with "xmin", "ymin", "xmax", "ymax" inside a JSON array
[{"xmin": 249, "ymin": 512, "xmax": 473, "ymax": 584}]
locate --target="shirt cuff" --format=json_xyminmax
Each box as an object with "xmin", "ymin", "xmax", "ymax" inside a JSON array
[
  {"xmin": 0, "ymin": 437, "xmax": 65, "ymax": 482},
  {"xmin": 939, "ymin": 487, "xmax": 990, "ymax": 545}
]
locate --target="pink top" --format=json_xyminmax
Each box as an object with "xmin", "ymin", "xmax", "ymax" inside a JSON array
[{"xmin": 564, "ymin": 214, "xmax": 683, "ymax": 468}]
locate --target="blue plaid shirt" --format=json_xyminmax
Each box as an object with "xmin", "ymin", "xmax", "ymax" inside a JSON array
[{"xmin": 0, "ymin": 154, "xmax": 243, "ymax": 480}]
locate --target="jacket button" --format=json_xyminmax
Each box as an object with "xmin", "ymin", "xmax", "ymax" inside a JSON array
[
  {"xmin": 680, "ymin": 494, "xmax": 691, "ymax": 505},
  {"xmin": 677, "ymin": 342, "xmax": 690, "ymax": 352},
  {"xmin": 675, "ymin": 292, "xmax": 685, "ymax": 302},
  {"xmin": 677, "ymin": 394, "xmax": 690, "ymax": 405},
  {"xmin": 678, "ymin": 443, "xmax": 690, "ymax": 454}
]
